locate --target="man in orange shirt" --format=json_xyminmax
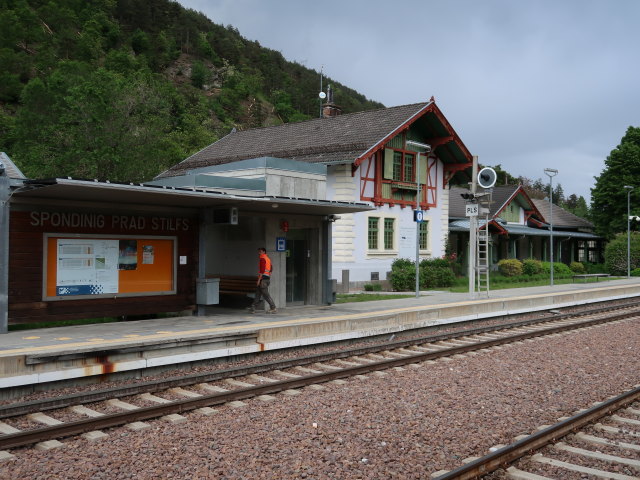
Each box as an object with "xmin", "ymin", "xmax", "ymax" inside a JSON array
[{"xmin": 249, "ymin": 247, "xmax": 277, "ymax": 314}]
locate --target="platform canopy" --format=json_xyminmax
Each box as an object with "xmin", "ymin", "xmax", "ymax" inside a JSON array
[{"xmin": 12, "ymin": 177, "xmax": 373, "ymax": 215}]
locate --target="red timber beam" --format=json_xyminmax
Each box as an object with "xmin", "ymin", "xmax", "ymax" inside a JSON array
[{"xmin": 353, "ymin": 102, "xmax": 433, "ymax": 167}]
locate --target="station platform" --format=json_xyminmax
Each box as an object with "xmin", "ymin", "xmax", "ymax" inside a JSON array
[{"xmin": 2, "ymin": 278, "xmax": 640, "ymax": 397}]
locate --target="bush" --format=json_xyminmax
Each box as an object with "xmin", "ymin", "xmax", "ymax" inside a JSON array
[
  {"xmin": 584, "ymin": 262, "xmax": 607, "ymax": 274},
  {"xmin": 420, "ymin": 266, "xmax": 456, "ymax": 288},
  {"xmin": 522, "ymin": 259, "xmax": 543, "ymax": 276},
  {"xmin": 364, "ymin": 283, "xmax": 382, "ymax": 291},
  {"xmin": 569, "ymin": 261, "xmax": 585, "ymax": 274},
  {"xmin": 540, "ymin": 261, "xmax": 573, "ymax": 277},
  {"xmin": 391, "ymin": 258, "xmax": 414, "ymax": 270},
  {"xmin": 604, "ymin": 232, "xmax": 640, "ymax": 275},
  {"xmin": 419, "ymin": 258, "xmax": 450, "ymax": 269},
  {"xmin": 498, "ymin": 259, "xmax": 523, "ymax": 277},
  {"xmin": 631, "ymin": 268, "xmax": 640, "ymax": 277},
  {"xmin": 389, "ymin": 259, "xmax": 415, "ymax": 291},
  {"xmin": 389, "ymin": 258, "xmax": 456, "ymax": 290}
]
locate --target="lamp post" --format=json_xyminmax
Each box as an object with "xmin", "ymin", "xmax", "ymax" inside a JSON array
[
  {"xmin": 406, "ymin": 140, "xmax": 432, "ymax": 298},
  {"xmin": 624, "ymin": 185, "xmax": 633, "ymax": 278},
  {"xmin": 544, "ymin": 168, "xmax": 558, "ymax": 286}
]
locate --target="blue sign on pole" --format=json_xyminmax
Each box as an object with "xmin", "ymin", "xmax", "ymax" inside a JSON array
[
  {"xmin": 413, "ymin": 210, "xmax": 424, "ymax": 222},
  {"xmin": 276, "ymin": 237, "xmax": 286, "ymax": 252}
]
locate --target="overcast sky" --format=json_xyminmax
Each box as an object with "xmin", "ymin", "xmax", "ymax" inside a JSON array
[{"xmin": 177, "ymin": 0, "xmax": 640, "ymax": 202}]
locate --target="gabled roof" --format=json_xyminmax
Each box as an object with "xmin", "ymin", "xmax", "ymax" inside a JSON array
[
  {"xmin": 531, "ymin": 198, "xmax": 593, "ymax": 229},
  {"xmin": 157, "ymin": 100, "xmax": 473, "ymax": 179},
  {"xmin": 450, "ymin": 184, "xmax": 594, "ymax": 232},
  {"xmin": 449, "ymin": 185, "xmax": 540, "ymax": 219}
]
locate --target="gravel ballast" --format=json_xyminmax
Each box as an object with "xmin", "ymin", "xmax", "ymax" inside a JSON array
[{"xmin": 2, "ymin": 318, "xmax": 639, "ymax": 479}]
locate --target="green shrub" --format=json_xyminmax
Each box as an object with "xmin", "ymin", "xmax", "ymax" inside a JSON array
[
  {"xmin": 540, "ymin": 261, "xmax": 573, "ymax": 276},
  {"xmin": 631, "ymin": 268, "xmax": 640, "ymax": 277},
  {"xmin": 522, "ymin": 259, "xmax": 543, "ymax": 276},
  {"xmin": 392, "ymin": 258, "xmax": 414, "ymax": 270},
  {"xmin": 420, "ymin": 267, "xmax": 456, "ymax": 288},
  {"xmin": 604, "ymin": 232, "xmax": 640, "ymax": 275},
  {"xmin": 389, "ymin": 259, "xmax": 415, "ymax": 291},
  {"xmin": 419, "ymin": 258, "xmax": 450, "ymax": 269},
  {"xmin": 584, "ymin": 262, "xmax": 607, "ymax": 274},
  {"xmin": 569, "ymin": 261, "xmax": 585, "ymax": 274},
  {"xmin": 498, "ymin": 259, "xmax": 523, "ymax": 277},
  {"xmin": 364, "ymin": 283, "xmax": 382, "ymax": 291},
  {"xmin": 390, "ymin": 257, "xmax": 456, "ymax": 290}
]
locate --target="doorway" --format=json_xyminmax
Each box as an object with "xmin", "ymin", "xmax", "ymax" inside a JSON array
[{"xmin": 286, "ymin": 229, "xmax": 309, "ymax": 304}]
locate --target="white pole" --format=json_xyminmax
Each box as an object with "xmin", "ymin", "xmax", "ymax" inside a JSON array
[
  {"xmin": 415, "ymin": 150, "xmax": 421, "ymax": 298},
  {"xmin": 468, "ymin": 156, "xmax": 478, "ymax": 298},
  {"xmin": 544, "ymin": 168, "xmax": 558, "ymax": 286},
  {"xmin": 406, "ymin": 141, "xmax": 431, "ymax": 299},
  {"xmin": 625, "ymin": 186, "xmax": 633, "ymax": 278}
]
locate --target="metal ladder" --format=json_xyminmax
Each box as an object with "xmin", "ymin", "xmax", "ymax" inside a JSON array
[
  {"xmin": 476, "ymin": 227, "xmax": 490, "ymax": 295},
  {"xmin": 475, "ymin": 190, "xmax": 492, "ymax": 296}
]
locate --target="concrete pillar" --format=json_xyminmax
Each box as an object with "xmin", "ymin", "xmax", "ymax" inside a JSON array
[
  {"xmin": 0, "ymin": 166, "xmax": 9, "ymax": 333},
  {"xmin": 341, "ymin": 269, "xmax": 349, "ymax": 293}
]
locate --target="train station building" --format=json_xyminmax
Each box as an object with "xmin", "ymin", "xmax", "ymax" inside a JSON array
[{"xmin": 0, "ymin": 153, "xmax": 372, "ymax": 330}]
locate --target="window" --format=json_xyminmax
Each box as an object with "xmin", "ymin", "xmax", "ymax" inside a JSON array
[
  {"xmin": 367, "ymin": 215, "xmax": 398, "ymax": 253},
  {"xmin": 403, "ymin": 154, "xmax": 414, "ymax": 182},
  {"xmin": 392, "ymin": 151, "xmax": 402, "ymax": 181},
  {"xmin": 368, "ymin": 217, "xmax": 379, "ymax": 249},
  {"xmin": 419, "ymin": 221, "xmax": 429, "ymax": 250},
  {"xmin": 384, "ymin": 218, "xmax": 394, "ymax": 250}
]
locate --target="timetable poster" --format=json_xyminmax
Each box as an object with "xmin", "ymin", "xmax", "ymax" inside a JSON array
[{"xmin": 56, "ymin": 239, "xmax": 119, "ymax": 296}]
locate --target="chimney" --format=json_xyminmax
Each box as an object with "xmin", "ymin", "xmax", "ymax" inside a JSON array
[{"xmin": 322, "ymin": 84, "xmax": 342, "ymax": 118}]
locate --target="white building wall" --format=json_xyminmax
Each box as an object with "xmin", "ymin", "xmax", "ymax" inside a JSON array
[
  {"xmin": 329, "ymin": 158, "xmax": 447, "ymax": 283},
  {"xmin": 327, "ymin": 164, "xmax": 356, "ymax": 264}
]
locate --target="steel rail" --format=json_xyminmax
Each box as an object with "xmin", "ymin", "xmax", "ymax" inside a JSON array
[
  {"xmin": 434, "ymin": 385, "xmax": 640, "ymax": 480},
  {"xmin": 0, "ymin": 309, "xmax": 637, "ymax": 450},
  {"xmin": 2, "ymin": 300, "xmax": 638, "ymax": 419}
]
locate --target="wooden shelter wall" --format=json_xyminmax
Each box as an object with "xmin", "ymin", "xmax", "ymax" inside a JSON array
[{"xmin": 8, "ymin": 210, "xmax": 198, "ymax": 324}]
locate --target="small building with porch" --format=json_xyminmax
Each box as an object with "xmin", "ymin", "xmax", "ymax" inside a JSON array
[{"xmin": 448, "ymin": 184, "xmax": 604, "ymax": 269}]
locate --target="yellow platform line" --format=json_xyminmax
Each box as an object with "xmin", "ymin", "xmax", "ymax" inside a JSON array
[{"xmin": 0, "ymin": 285, "xmax": 622, "ymax": 356}]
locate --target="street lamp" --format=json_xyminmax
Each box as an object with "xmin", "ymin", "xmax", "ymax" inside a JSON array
[
  {"xmin": 544, "ymin": 168, "xmax": 558, "ymax": 286},
  {"xmin": 406, "ymin": 140, "xmax": 432, "ymax": 298},
  {"xmin": 624, "ymin": 185, "xmax": 633, "ymax": 278}
]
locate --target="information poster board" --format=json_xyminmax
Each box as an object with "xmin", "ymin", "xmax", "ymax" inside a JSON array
[
  {"xmin": 46, "ymin": 235, "xmax": 175, "ymax": 299},
  {"xmin": 56, "ymin": 239, "xmax": 119, "ymax": 296}
]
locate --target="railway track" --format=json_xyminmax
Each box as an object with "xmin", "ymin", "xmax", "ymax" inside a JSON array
[
  {"xmin": 3, "ymin": 299, "xmax": 638, "ymax": 418},
  {"xmin": 0, "ymin": 302, "xmax": 638, "ymax": 456},
  {"xmin": 433, "ymin": 386, "xmax": 640, "ymax": 479}
]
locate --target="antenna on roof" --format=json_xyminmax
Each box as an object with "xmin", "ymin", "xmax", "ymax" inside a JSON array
[{"xmin": 318, "ymin": 65, "xmax": 326, "ymax": 118}]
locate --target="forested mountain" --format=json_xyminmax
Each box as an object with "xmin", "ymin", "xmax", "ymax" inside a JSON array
[{"xmin": 0, "ymin": 0, "xmax": 383, "ymax": 182}]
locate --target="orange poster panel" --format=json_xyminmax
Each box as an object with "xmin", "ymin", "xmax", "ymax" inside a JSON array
[
  {"xmin": 119, "ymin": 239, "xmax": 173, "ymax": 293},
  {"xmin": 46, "ymin": 237, "xmax": 174, "ymax": 297}
]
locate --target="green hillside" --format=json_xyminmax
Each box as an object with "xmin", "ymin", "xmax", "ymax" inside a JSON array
[{"xmin": 0, "ymin": 0, "xmax": 383, "ymax": 181}]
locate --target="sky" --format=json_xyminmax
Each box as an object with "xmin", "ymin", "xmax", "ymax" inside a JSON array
[{"xmin": 177, "ymin": 0, "xmax": 640, "ymax": 202}]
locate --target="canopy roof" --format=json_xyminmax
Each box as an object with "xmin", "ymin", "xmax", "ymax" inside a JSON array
[{"xmin": 12, "ymin": 177, "xmax": 373, "ymax": 216}]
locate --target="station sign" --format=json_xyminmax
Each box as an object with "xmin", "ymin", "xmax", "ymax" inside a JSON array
[{"xmin": 465, "ymin": 203, "xmax": 479, "ymax": 217}]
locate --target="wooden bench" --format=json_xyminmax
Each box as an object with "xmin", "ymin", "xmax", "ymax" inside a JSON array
[
  {"xmin": 572, "ymin": 273, "xmax": 610, "ymax": 283},
  {"xmin": 207, "ymin": 275, "xmax": 256, "ymax": 296}
]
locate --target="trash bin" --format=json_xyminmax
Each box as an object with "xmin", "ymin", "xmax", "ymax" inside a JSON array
[{"xmin": 197, "ymin": 278, "xmax": 220, "ymax": 305}]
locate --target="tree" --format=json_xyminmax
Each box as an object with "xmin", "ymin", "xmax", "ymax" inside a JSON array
[
  {"xmin": 552, "ymin": 183, "xmax": 565, "ymax": 205},
  {"xmin": 591, "ymin": 126, "xmax": 640, "ymax": 238},
  {"xmin": 604, "ymin": 231, "xmax": 640, "ymax": 275}
]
